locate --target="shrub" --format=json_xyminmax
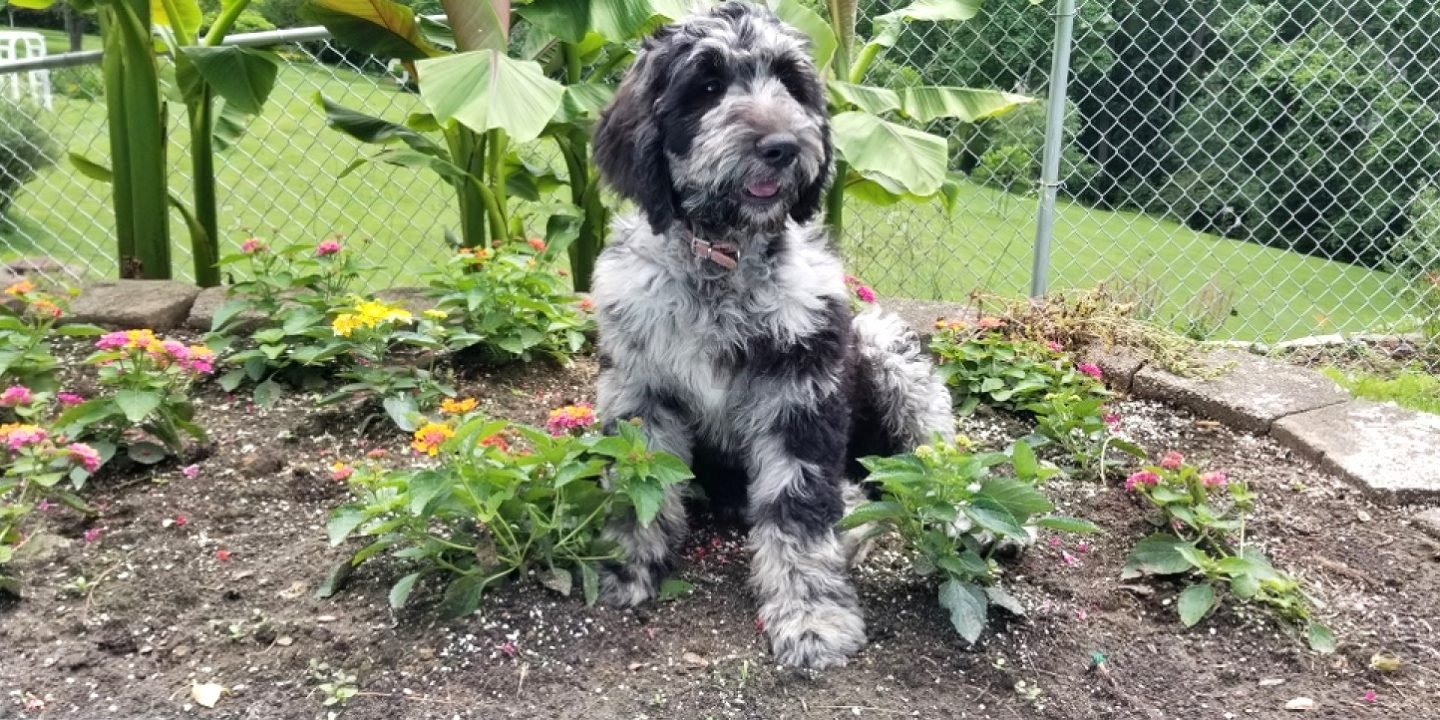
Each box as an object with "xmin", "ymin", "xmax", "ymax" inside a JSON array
[
  {"xmin": 972, "ymin": 144, "xmax": 1033, "ymax": 195},
  {"xmin": 0, "ymin": 101, "xmax": 55, "ymax": 219},
  {"xmin": 1121, "ymin": 452, "xmax": 1334, "ymax": 652},
  {"xmin": 324, "ymin": 409, "xmax": 691, "ymax": 617},
  {"xmin": 425, "ymin": 238, "xmax": 590, "ymax": 365},
  {"xmin": 842, "ymin": 438, "xmax": 1098, "ymax": 643},
  {"xmin": 0, "ymin": 279, "xmax": 102, "ymax": 392}
]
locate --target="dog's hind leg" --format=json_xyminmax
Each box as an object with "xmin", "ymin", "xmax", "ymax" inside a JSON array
[{"xmin": 851, "ymin": 309, "xmax": 954, "ymax": 448}]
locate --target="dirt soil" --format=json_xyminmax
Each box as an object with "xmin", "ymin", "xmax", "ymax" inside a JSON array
[{"xmin": 4, "ymin": 338, "xmax": 1440, "ymax": 720}]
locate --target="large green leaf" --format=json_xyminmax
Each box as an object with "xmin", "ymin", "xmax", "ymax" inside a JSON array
[
  {"xmin": 178, "ymin": 46, "xmax": 279, "ymax": 115},
  {"xmin": 827, "ymin": 81, "xmax": 901, "ymax": 115},
  {"xmin": 831, "ymin": 111, "xmax": 947, "ymax": 197},
  {"xmin": 416, "ymin": 50, "xmax": 566, "ymax": 143},
  {"xmin": 553, "ymin": 82, "xmax": 616, "ymax": 125},
  {"xmin": 301, "ymin": 0, "xmax": 444, "ymax": 60},
  {"xmin": 938, "ymin": 579, "xmax": 988, "ymax": 644},
  {"xmin": 317, "ymin": 94, "xmax": 446, "ymax": 155},
  {"xmin": 900, "ymin": 86, "xmax": 1034, "ymax": 124},
  {"xmin": 516, "ymin": 0, "xmax": 658, "ymax": 44},
  {"xmin": 153, "ymin": 0, "xmax": 203, "ymax": 39},
  {"xmin": 771, "ymin": 0, "xmax": 837, "ymax": 71},
  {"xmin": 872, "ymin": 0, "xmax": 981, "ymax": 47},
  {"xmin": 442, "ymin": 0, "xmax": 506, "ymax": 51},
  {"xmin": 976, "ymin": 477, "xmax": 1053, "ymax": 520},
  {"xmin": 1177, "ymin": 583, "xmax": 1215, "ymax": 627},
  {"xmin": 1121, "ymin": 533, "xmax": 1195, "ymax": 579},
  {"xmin": 3, "ymin": 0, "xmax": 57, "ymax": 9},
  {"xmin": 114, "ymin": 389, "xmax": 162, "ymax": 423}
]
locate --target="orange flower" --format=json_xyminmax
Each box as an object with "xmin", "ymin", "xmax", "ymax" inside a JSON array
[
  {"xmin": 480, "ymin": 434, "xmax": 510, "ymax": 452},
  {"xmin": 410, "ymin": 422, "xmax": 454, "ymax": 456},
  {"xmin": 4, "ymin": 280, "xmax": 34, "ymax": 296},
  {"xmin": 527, "ymin": 237, "xmax": 546, "ymax": 252},
  {"xmin": 440, "ymin": 397, "xmax": 477, "ymax": 415}
]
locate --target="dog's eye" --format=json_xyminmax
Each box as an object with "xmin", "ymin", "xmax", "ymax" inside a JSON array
[{"xmin": 702, "ymin": 80, "xmax": 722, "ymax": 95}]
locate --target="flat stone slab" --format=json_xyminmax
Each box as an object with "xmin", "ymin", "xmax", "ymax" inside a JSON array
[
  {"xmin": 1131, "ymin": 350, "xmax": 1348, "ymax": 433},
  {"xmin": 1273, "ymin": 400, "xmax": 1440, "ymax": 502},
  {"xmin": 1080, "ymin": 343, "xmax": 1146, "ymax": 393},
  {"xmin": 185, "ymin": 286, "xmax": 270, "ymax": 333},
  {"xmin": 1414, "ymin": 508, "xmax": 1440, "ymax": 541},
  {"xmin": 880, "ymin": 298, "xmax": 977, "ymax": 340},
  {"xmin": 67, "ymin": 280, "xmax": 201, "ymax": 331}
]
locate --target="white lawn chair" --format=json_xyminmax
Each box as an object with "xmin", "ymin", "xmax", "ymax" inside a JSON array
[{"xmin": 0, "ymin": 31, "xmax": 53, "ymax": 111}]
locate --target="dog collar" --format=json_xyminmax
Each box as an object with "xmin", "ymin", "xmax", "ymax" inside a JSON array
[{"xmin": 689, "ymin": 233, "xmax": 740, "ymax": 270}]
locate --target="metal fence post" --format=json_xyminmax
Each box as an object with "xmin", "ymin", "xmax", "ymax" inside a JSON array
[{"xmin": 1029, "ymin": 0, "xmax": 1077, "ymax": 298}]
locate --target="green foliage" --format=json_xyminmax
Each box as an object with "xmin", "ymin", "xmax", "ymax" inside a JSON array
[
  {"xmin": 56, "ymin": 329, "xmax": 211, "ymax": 465},
  {"xmin": 324, "ymin": 412, "xmax": 692, "ymax": 617},
  {"xmin": 0, "ymin": 281, "xmax": 102, "ymax": 392},
  {"xmin": 425, "ymin": 238, "xmax": 590, "ymax": 365},
  {"xmin": 0, "ymin": 394, "xmax": 102, "ymax": 595},
  {"xmin": 50, "ymin": 65, "xmax": 105, "ymax": 100},
  {"xmin": 1393, "ymin": 186, "xmax": 1440, "ymax": 280},
  {"xmin": 0, "ymin": 101, "xmax": 56, "ymax": 219},
  {"xmin": 843, "ymin": 438, "xmax": 1097, "ymax": 643},
  {"xmin": 1121, "ymin": 454, "xmax": 1333, "ymax": 652},
  {"xmin": 930, "ymin": 325, "xmax": 1106, "ymax": 414},
  {"xmin": 971, "ymin": 144, "xmax": 1030, "ymax": 194},
  {"xmin": 1321, "ymin": 366, "xmax": 1440, "ymax": 417}
]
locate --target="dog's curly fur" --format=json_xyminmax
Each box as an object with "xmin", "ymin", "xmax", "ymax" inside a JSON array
[{"xmin": 589, "ymin": 0, "xmax": 955, "ymax": 669}]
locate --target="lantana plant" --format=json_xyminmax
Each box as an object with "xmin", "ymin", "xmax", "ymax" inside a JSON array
[
  {"xmin": 425, "ymin": 238, "xmax": 590, "ymax": 365},
  {"xmin": 0, "ymin": 393, "xmax": 103, "ymax": 594},
  {"xmin": 0, "ymin": 280, "xmax": 103, "ymax": 392},
  {"xmin": 55, "ymin": 330, "xmax": 211, "ymax": 465},
  {"xmin": 324, "ymin": 406, "xmax": 691, "ymax": 618},
  {"xmin": 1120, "ymin": 452, "xmax": 1335, "ymax": 653},
  {"xmin": 842, "ymin": 437, "xmax": 1099, "ymax": 644}
]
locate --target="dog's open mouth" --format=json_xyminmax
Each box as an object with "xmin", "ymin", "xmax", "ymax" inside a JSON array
[{"xmin": 743, "ymin": 179, "xmax": 781, "ymax": 201}]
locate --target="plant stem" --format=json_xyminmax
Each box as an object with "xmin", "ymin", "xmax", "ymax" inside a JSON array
[
  {"xmin": 485, "ymin": 129, "xmax": 508, "ymax": 237},
  {"xmin": 847, "ymin": 42, "xmax": 883, "ymax": 84},
  {"xmin": 824, "ymin": 159, "xmax": 848, "ymax": 240},
  {"xmin": 202, "ymin": 0, "xmax": 252, "ymax": 46},
  {"xmin": 188, "ymin": 89, "xmax": 221, "ymax": 286}
]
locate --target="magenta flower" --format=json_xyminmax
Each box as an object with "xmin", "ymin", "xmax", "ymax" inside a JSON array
[
  {"xmin": 1046, "ymin": 341, "xmax": 1063, "ymax": 353},
  {"xmin": 499, "ymin": 640, "xmax": 518, "ymax": 657},
  {"xmin": 1200, "ymin": 471, "xmax": 1228, "ymax": 488},
  {"xmin": 1363, "ymin": 690, "xmax": 1377, "ymax": 703},
  {"xmin": 3, "ymin": 425, "xmax": 47, "ymax": 451},
  {"xmin": 181, "ymin": 464, "xmax": 200, "ymax": 479},
  {"xmin": 316, "ymin": 239, "xmax": 342, "ymax": 256},
  {"xmin": 1075, "ymin": 541, "xmax": 1093, "ymax": 554},
  {"xmin": 1077, "ymin": 363, "xmax": 1103, "ymax": 380},
  {"xmin": 67, "ymin": 442, "xmax": 101, "ymax": 473},
  {"xmin": 545, "ymin": 403, "xmax": 597, "ymax": 436},
  {"xmin": 0, "ymin": 385, "xmax": 32, "ymax": 406},
  {"xmin": 57, "ymin": 392, "xmax": 84, "ymax": 406},
  {"xmin": 1047, "ymin": 536, "xmax": 1062, "ymax": 548},
  {"xmin": 1102, "ymin": 412, "xmax": 1121, "ymax": 427},
  {"xmin": 95, "ymin": 330, "xmax": 131, "ymax": 351},
  {"xmin": 1125, "ymin": 470, "xmax": 1160, "ymax": 492},
  {"xmin": 36, "ymin": 498, "xmax": 53, "ymax": 511},
  {"xmin": 82, "ymin": 527, "xmax": 102, "ymax": 543},
  {"xmin": 1159, "ymin": 451, "xmax": 1184, "ymax": 470},
  {"xmin": 855, "ymin": 285, "xmax": 877, "ymax": 303}
]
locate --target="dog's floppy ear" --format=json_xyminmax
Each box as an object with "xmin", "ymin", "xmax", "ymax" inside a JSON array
[
  {"xmin": 788, "ymin": 64, "xmax": 832, "ymax": 225},
  {"xmin": 593, "ymin": 32, "xmax": 678, "ymax": 233}
]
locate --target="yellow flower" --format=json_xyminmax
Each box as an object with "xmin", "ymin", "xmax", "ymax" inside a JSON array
[
  {"xmin": 4, "ymin": 280, "xmax": 34, "ymax": 296},
  {"xmin": 440, "ymin": 397, "xmax": 477, "ymax": 415},
  {"xmin": 332, "ymin": 313, "xmax": 361, "ymax": 338},
  {"xmin": 423, "ymin": 309, "xmax": 448, "ymax": 320},
  {"xmin": 411, "ymin": 422, "xmax": 455, "ymax": 456}
]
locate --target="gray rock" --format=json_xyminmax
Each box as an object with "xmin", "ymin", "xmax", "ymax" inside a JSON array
[
  {"xmin": 879, "ymin": 298, "xmax": 977, "ymax": 341},
  {"xmin": 1272, "ymin": 400, "xmax": 1440, "ymax": 502},
  {"xmin": 1079, "ymin": 343, "xmax": 1147, "ymax": 393},
  {"xmin": 185, "ymin": 286, "xmax": 269, "ymax": 333},
  {"xmin": 375, "ymin": 286, "xmax": 436, "ymax": 316},
  {"xmin": 66, "ymin": 280, "xmax": 201, "ymax": 331},
  {"xmin": 1131, "ymin": 350, "xmax": 1348, "ymax": 433},
  {"xmin": 1413, "ymin": 508, "xmax": 1440, "ymax": 540}
]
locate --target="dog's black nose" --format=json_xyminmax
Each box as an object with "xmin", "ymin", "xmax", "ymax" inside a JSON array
[{"xmin": 758, "ymin": 133, "xmax": 800, "ymax": 168}]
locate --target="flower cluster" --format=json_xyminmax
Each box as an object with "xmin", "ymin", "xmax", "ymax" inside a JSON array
[
  {"xmin": 332, "ymin": 299, "xmax": 414, "ymax": 338},
  {"xmin": 95, "ymin": 330, "xmax": 215, "ymax": 375},
  {"xmin": 1125, "ymin": 451, "xmax": 1235, "ymax": 498},
  {"xmin": 5, "ymin": 279, "xmax": 66, "ymax": 319},
  {"xmin": 0, "ymin": 423, "xmax": 47, "ymax": 451},
  {"xmin": 843, "ymin": 275, "xmax": 877, "ymax": 305},
  {"xmin": 545, "ymin": 403, "xmax": 596, "ymax": 436},
  {"xmin": 440, "ymin": 397, "xmax": 477, "ymax": 415},
  {"xmin": 316, "ymin": 238, "xmax": 342, "ymax": 257},
  {"xmin": 241, "ymin": 236, "xmax": 267, "ymax": 254},
  {"xmin": 411, "ymin": 421, "xmax": 456, "ymax": 456},
  {"xmin": 0, "ymin": 385, "xmax": 32, "ymax": 407}
]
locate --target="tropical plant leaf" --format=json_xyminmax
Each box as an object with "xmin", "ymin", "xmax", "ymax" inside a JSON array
[
  {"xmin": 899, "ymin": 85, "xmax": 1034, "ymax": 124},
  {"xmin": 938, "ymin": 579, "xmax": 988, "ymax": 644},
  {"xmin": 316, "ymin": 95, "xmax": 446, "ymax": 154},
  {"xmin": 301, "ymin": 0, "xmax": 445, "ymax": 60},
  {"xmin": 442, "ymin": 0, "xmax": 507, "ymax": 51},
  {"xmin": 827, "ymin": 80, "xmax": 901, "ymax": 115},
  {"xmin": 152, "ymin": 0, "xmax": 203, "ymax": 39},
  {"xmin": 416, "ymin": 50, "xmax": 566, "ymax": 143},
  {"xmin": 771, "ymin": 0, "xmax": 837, "ymax": 70},
  {"xmin": 178, "ymin": 46, "xmax": 280, "ymax": 115},
  {"xmin": 831, "ymin": 111, "xmax": 947, "ymax": 197},
  {"xmin": 872, "ymin": 0, "xmax": 981, "ymax": 47}
]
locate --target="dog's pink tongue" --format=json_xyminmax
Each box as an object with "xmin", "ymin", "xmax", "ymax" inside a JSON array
[{"xmin": 747, "ymin": 180, "xmax": 779, "ymax": 198}]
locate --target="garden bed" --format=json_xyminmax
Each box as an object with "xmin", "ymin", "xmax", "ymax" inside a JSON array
[{"xmin": 3, "ymin": 338, "xmax": 1438, "ymax": 719}]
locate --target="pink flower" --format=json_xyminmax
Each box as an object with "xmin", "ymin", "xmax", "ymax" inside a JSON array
[
  {"xmin": 1125, "ymin": 470, "xmax": 1160, "ymax": 492},
  {"xmin": 82, "ymin": 527, "xmax": 102, "ymax": 543},
  {"xmin": 1159, "ymin": 451, "xmax": 1185, "ymax": 470},
  {"xmin": 174, "ymin": 515, "xmax": 187, "ymax": 527},
  {"xmin": 216, "ymin": 549, "xmax": 231, "ymax": 562},
  {"xmin": 1046, "ymin": 341, "xmax": 1064, "ymax": 353},
  {"xmin": 316, "ymin": 239, "xmax": 342, "ymax": 256},
  {"xmin": 330, "ymin": 462, "xmax": 354, "ymax": 482},
  {"xmin": 1200, "ymin": 471, "xmax": 1228, "ymax": 488},
  {"xmin": 1047, "ymin": 536, "xmax": 1062, "ymax": 548},
  {"xmin": 1061, "ymin": 551, "xmax": 1080, "ymax": 567},
  {"xmin": 1363, "ymin": 690, "xmax": 1377, "ymax": 703},
  {"xmin": 0, "ymin": 385, "xmax": 32, "ymax": 406},
  {"xmin": 1102, "ymin": 412, "xmax": 1121, "ymax": 427},
  {"xmin": 1075, "ymin": 541, "xmax": 1092, "ymax": 554},
  {"xmin": 160, "ymin": 340, "xmax": 189, "ymax": 361},
  {"xmin": 977, "ymin": 316, "xmax": 1003, "ymax": 330},
  {"xmin": 67, "ymin": 442, "xmax": 101, "ymax": 473},
  {"xmin": 545, "ymin": 403, "xmax": 597, "ymax": 436},
  {"xmin": 181, "ymin": 464, "xmax": 200, "ymax": 479},
  {"xmin": 241, "ymin": 237, "xmax": 266, "ymax": 254},
  {"xmin": 3, "ymin": 424, "xmax": 47, "ymax": 451},
  {"xmin": 499, "ymin": 640, "xmax": 518, "ymax": 657},
  {"xmin": 1077, "ymin": 363, "xmax": 1103, "ymax": 380},
  {"xmin": 36, "ymin": 498, "xmax": 53, "ymax": 511},
  {"xmin": 526, "ymin": 237, "xmax": 546, "ymax": 252},
  {"xmin": 855, "ymin": 286, "xmax": 877, "ymax": 303},
  {"xmin": 57, "ymin": 392, "xmax": 84, "ymax": 406}
]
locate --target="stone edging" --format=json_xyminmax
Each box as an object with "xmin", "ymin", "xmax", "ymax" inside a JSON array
[{"xmin": 63, "ymin": 282, "xmax": 1440, "ymax": 503}]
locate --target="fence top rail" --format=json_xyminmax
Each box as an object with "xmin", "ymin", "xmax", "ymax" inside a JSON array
[{"xmin": 0, "ymin": 23, "xmax": 335, "ymax": 74}]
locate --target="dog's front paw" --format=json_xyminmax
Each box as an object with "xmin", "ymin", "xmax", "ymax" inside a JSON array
[
  {"xmin": 598, "ymin": 563, "xmax": 660, "ymax": 607},
  {"xmin": 761, "ymin": 599, "xmax": 866, "ymax": 669}
]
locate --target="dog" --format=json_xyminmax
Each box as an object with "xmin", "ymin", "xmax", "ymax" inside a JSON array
[{"xmin": 588, "ymin": 1, "xmax": 955, "ymax": 669}]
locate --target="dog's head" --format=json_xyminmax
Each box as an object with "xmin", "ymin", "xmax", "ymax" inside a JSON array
[{"xmin": 593, "ymin": 1, "xmax": 832, "ymax": 235}]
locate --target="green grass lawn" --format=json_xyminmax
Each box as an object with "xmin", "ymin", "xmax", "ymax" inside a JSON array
[
  {"xmin": 0, "ymin": 29, "xmax": 1414, "ymax": 342},
  {"xmin": 1321, "ymin": 366, "xmax": 1440, "ymax": 416}
]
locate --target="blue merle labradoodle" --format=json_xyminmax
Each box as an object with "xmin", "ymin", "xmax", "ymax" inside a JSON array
[{"xmin": 588, "ymin": 1, "xmax": 955, "ymax": 669}]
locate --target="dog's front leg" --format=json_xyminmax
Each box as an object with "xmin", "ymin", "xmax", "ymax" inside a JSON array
[
  {"xmin": 746, "ymin": 429, "xmax": 866, "ymax": 669},
  {"xmin": 596, "ymin": 391, "xmax": 691, "ymax": 607}
]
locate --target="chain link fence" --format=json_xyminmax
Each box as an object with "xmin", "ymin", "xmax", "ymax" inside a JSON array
[{"xmin": 2, "ymin": 1, "xmax": 1438, "ymax": 343}]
